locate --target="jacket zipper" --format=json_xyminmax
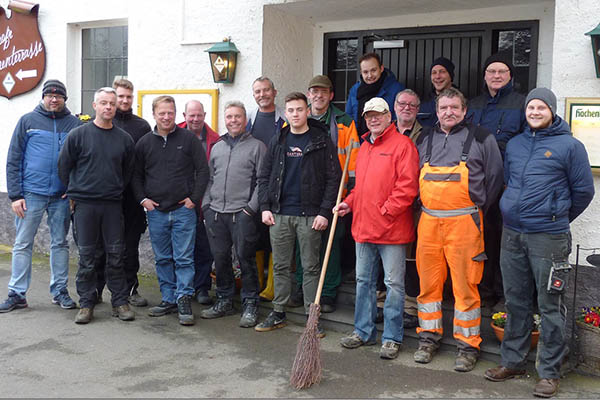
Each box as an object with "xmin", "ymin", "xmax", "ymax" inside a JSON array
[{"xmin": 516, "ymin": 131, "xmax": 536, "ymax": 229}]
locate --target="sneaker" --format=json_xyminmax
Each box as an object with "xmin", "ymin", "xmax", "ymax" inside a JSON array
[
  {"xmin": 177, "ymin": 295, "xmax": 195, "ymax": 326},
  {"xmin": 454, "ymin": 350, "xmax": 479, "ymax": 372},
  {"xmin": 195, "ymin": 290, "xmax": 213, "ymax": 305},
  {"xmin": 112, "ymin": 304, "xmax": 135, "ymax": 321},
  {"xmin": 0, "ymin": 292, "xmax": 28, "ymax": 313},
  {"xmin": 148, "ymin": 301, "xmax": 177, "ymax": 317},
  {"xmin": 403, "ymin": 312, "xmax": 419, "ymax": 329},
  {"xmin": 255, "ymin": 311, "xmax": 287, "ymax": 332},
  {"xmin": 340, "ymin": 332, "xmax": 376, "ymax": 349},
  {"xmin": 52, "ymin": 291, "xmax": 76, "ymax": 309},
  {"xmin": 240, "ymin": 299, "xmax": 259, "ymax": 328},
  {"xmin": 414, "ymin": 345, "xmax": 437, "ymax": 364},
  {"xmin": 533, "ymin": 378, "xmax": 559, "ymax": 398},
  {"xmin": 287, "ymin": 289, "xmax": 303, "ymax": 308},
  {"xmin": 320, "ymin": 296, "xmax": 336, "ymax": 313},
  {"xmin": 128, "ymin": 292, "xmax": 148, "ymax": 307},
  {"xmin": 201, "ymin": 298, "xmax": 235, "ymax": 319},
  {"xmin": 380, "ymin": 341, "xmax": 402, "ymax": 359},
  {"xmin": 75, "ymin": 307, "xmax": 93, "ymax": 324}
]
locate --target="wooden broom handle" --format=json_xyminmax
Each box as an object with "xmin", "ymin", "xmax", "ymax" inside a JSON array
[{"xmin": 314, "ymin": 140, "xmax": 354, "ymax": 306}]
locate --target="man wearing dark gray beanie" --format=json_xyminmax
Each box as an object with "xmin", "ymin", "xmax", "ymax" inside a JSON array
[
  {"xmin": 418, "ymin": 57, "xmax": 456, "ymax": 127},
  {"xmin": 485, "ymin": 87, "xmax": 595, "ymax": 398},
  {"xmin": 467, "ymin": 52, "xmax": 527, "ymax": 316}
]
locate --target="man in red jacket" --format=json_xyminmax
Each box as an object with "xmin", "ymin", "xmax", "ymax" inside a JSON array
[
  {"xmin": 178, "ymin": 100, "xmax": 220, "ymax": 305},
  {"xmin": 336, "ymin": 97, "xmax": 419, "ymax": 360}
]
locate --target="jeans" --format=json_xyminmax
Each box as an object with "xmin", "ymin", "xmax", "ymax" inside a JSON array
[
  {"xmin": 354, "ymin": 242, "xmax": 406, "ymax": 344},
  {"xmin": 9, "ymin": 192, "xmax": 70, "ymax": 298},
  {"xmin": 194, "ymin": 211, "xmax": 213, "ymax": 293},
  {"xmin": 72, "ymin": 200, "xmax": 128, "ymax": 308},
  {"xmin": 500, "ymin": 227, "xmax": 571, "ymax": 379},
  {"xmin": 204, "ymin": 209, "xmax": 259, "ymax": 301},
  {"xmin": 270, "ymin": 215, "xmax": 321, "ymax": 314},
  {"xmin": 146, "ymin": 206, "xmax": 196, "ymax": 303}
]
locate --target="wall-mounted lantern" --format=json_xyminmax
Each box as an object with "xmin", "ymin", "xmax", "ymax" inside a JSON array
[
  {"xmin": 585, "ymin": 23, "xmax": 600, "ymax": 78},
  {"xmin": 205, "ymin": 38, "xmax": 239, "ymax": 84}
]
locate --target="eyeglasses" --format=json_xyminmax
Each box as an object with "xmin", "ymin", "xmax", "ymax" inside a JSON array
[
  {"xmin": 364, "ymin": 112, "xmax": 388, "ymax": 121},
  {"xmin": 44, "ymin": 94, "xmax": 65, "ymax": 100},
  {"xmin": 485, "ymin": 69, "xmax": 510, "ymax": 76},
  {"xmin": 396, "ymin": 102, "xmax": 419, "ymax": 110}
]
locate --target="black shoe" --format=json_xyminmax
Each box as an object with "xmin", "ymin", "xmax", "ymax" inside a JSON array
[
  {"xmin": 201, "ymin": 298, "xmax": 235, "ymax": 319},
  {"xmin": 177, "ymin": 295, "xmax": 195, "ymax": 326},
  {"xmin": 287, "ymin": 289, "xmax": 303, "ymax": 308},
  {"xmin": 239, "ymin": 299, "xmax": 258, "ymax": 328},
  {"xmin": 255, "ymin": 311, "xmax": 287, "ymax": 332},
  {"xmin": 195, "ymin": 290, "xmax": 213, "ymax": 305},
  {"xmin": 128, "ymin": 292, "xmax": 148, "ymax": 307},
  {"xmin": 320, "ymin": 296, "xmax": 336, "ymax": 313},
  {"xmin": 403, "ymin": 312, "xmax": 419, "ymax": 329},
  {"xmin": 148, "ymin": 301, "xmax": 177, "ymax": 317}
]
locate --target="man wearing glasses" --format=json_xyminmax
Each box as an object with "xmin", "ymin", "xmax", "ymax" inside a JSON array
[
  {"xmin": 2, "ymin": 80, "xmax": 81, "ymax": 313},
  {"xmin": 468, "ymin": 53, "xmax": 527, "ymax": 316}
]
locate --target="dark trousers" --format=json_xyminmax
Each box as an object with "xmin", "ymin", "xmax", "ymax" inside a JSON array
[
  {"xmin": 479, "ymin": 200, "xmax": 504, "ymax": 302},
  {"xmin": 193, "ymin": 212, "xmax": 213, "ymax": 292},
  {"xmin": 72, "ymin": 200, "xmax": 128, "ymax": 308},
  {"xmin": 500, "ymin": 227, "xmax": 571, "ymax": 379},
  {"xmin": 204, "ymin": 209, "xmax": 260, "ymax": 301},
  {"xmin": 96, "ymin": 210, "xmax": 146, "ymax": 296}
]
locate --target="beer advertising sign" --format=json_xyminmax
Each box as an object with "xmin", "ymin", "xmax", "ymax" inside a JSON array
[
  {"xmin": 565, "ymin": 97, "xmax": 600, "ymax": 170},
  {"xmin": 0, "ymin": 1, "xmax": 45, "ymax": 99}
]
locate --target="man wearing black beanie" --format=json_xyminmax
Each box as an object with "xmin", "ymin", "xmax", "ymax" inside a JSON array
[
  {"xmin": 467, "ymin": 52, "xmax": 526, "ymax": 316},
  {"xmin": 418, "ymin": 57, "xmax": 456, "ymax": 127}
]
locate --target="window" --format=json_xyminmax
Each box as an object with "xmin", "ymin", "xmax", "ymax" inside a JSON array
[
  {"xmin": 327, "ymin": 38, "xmax": 359, "ymax": 112},
  {"xmin": 81, "ymin": 26, "xmax": 128, "ymax": 115}
]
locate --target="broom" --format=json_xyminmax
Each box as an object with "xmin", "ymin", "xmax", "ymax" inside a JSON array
[{"xmin": 290, "ymin": 140, "xmax": 354, "ymax": 389}]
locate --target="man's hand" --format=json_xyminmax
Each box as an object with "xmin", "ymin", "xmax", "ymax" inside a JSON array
[
  {"xmin": 142, "ymin": 198, "xmax": 159, "ymax": 211},
  {"xmin": 312, "ymin": 215, "xmax": 329, "ymax": 231},
  {"xmin": 11, "ymin": 199, "xmax": 26, "ymax": 218},
  {"xmin": 179, "ymin": 197, "xmax": 196, "ymax": 209},
  {"xmin": 334, "ymin": 202, "xmax": 351, "ymax": 217},
  {"xmin": 262, "ymin": 211, "xmax": 275, "ymax": 226}
]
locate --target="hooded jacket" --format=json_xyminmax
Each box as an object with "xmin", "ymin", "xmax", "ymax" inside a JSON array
[
  {"xmin": 257, "ymin": 118, "xmax": 341, "ymax": 219},
  {"xmin": 500, "ymin": 116, "xmax": 595, "ymax": 234},
  {"xmin": 6, "ymin": 103, "xmax": 82, "ymax": 201}
]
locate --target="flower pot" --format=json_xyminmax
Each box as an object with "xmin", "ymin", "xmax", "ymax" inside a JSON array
[
  {"xmin": 576, "ymin": 321, "xmax": 600, "ymax": 376},
  {"xmin": 490, "ymin": 322, "xmax": 539, "ymax": 350}
]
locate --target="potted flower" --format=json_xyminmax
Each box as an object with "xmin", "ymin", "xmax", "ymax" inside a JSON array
[
  {"xmin": 576, "ymin": 307, "xmax": 600, "ymax": 376},
  {"xmin": 491, "ymin": 312, "xmax": 540, "ymax": 349}
]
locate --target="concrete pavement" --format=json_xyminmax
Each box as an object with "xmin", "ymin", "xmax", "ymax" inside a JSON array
[{"xmin": 0, "ymin": 246, "xmax": 599, "ymax": 398}]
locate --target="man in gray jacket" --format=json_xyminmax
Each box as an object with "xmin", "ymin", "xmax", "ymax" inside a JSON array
[{"xmin": 200, "ymin": 101, "xmax": 267, "ymax": 327}]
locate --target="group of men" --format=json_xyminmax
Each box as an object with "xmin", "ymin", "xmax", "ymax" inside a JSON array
[{"xmin": 1, "ymin": 48, "xmax": 595, "ymax": 399}]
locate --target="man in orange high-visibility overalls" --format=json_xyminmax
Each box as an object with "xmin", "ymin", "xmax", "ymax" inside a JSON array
[{"xmin": 414, "ymin": 87, "xmax": 503, "ymax": 372}]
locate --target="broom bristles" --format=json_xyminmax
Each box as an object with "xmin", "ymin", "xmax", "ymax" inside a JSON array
[{"xmin": 290, "ymin": 303, "xmax": 322, "ymax": 389}]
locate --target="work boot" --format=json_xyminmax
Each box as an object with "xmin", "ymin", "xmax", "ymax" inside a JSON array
[
  {"xmin": 148, "ymin": 301, "xmax": 177, "ymax": 317},
  {"xmin": 239, "ymin": 299, "xmax": 258, "ymax": 328},
  {"xmin": 75, "ymin": 307, "xmax": 93, "ymax": 324},
  {"xmin": 484, "ymin": 365, "xmax": 526, "ymax": 382},
  {"xmin": 52, "ymin": 290, "xmax": 76, "ymax": 309},
  {"xmin": 128, "ymin": 292, "xmax": 148, "ymax": 307},
  {"xmin": 414, "ymin": 345, "xmax": 437, "ymax": 364},
  {"xmin": 112, "ymin": 304, "xmax": 135, "ymax": 321},
  {"xmin": 195, "ymin": 290, "xmax": 213, "ymax": 305},
  {"xmin": 454, "ymin": 350, "xmax": 479, "ymax": 372},
  {"xmin": 255, "ymin": 311, "xmax": 287, "ymax": 332},
  {"xmin": 533, "ymin": 378, "xmax": 559, "ymax": 398},
  {"xmin": 0, "ymin": 291, "xmax": 28, "ymax": 313},
  {"xmin": 340, "ymin": 332, "xmax": 376, "ymax": 349},
  {"xmin": 177, "ymin": 295, "xmax": 195, "ymax": 326},
  {"xmin": 201, "ymin": 298, "xmax": 235, "ymax": 319},
  {"xmin": 320, "ymin": 296, "xmax": 336, "ymax": 313},
  {"xmin": 380, "ymin": 341, "xmax": 402, "ymax": 359}
]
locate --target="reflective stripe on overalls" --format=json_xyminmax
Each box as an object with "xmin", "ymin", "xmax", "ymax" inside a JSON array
[{"xmin": 416, "ymin": 128, "xmax": 485, "ymax": 349}]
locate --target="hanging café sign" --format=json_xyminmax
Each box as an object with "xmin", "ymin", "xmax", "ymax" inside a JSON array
[{"xmin": 0, "ymin": 0, "xmax": 45, "ymax": 99}]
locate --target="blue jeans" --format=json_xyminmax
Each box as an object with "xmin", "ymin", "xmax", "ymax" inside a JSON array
[
  {"xmin": 147, "ymin": 206, "xmax": 196, "ymax": 303},
  {"xmin": 500, "ymin": 227, "xmax": 571, "ymax": 379},
  {"xmin": 9, "ymin": 192, "xmax": 70, "ymax": 298},
  {"xmin": 354, "ymin": 242, "xmax": 406, "ymax": 344}
]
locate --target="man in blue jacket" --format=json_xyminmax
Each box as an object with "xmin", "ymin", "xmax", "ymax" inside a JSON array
[
  {"xmin": 346, "ymin": 52, "xmax": 404, "ymax": 137},
  {"xmin": 484, "ymin": 88, "xmax": 594, "ymax": 398},
  {"xmin": 1, "ymin": 80, "xmax": 81, "ymax": 313}
]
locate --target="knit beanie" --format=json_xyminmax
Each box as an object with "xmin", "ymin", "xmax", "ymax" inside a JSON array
[
  {"xmin": 483, "ymin": 52, "xmax": 514, "ymax": 78},
  {"xmin": 42, "ymin": 79, "xmax": 67, "ymax": 99},
  {"xmin": 430, "ymin": 57, "xmax": 455, "ymax": 80},
  {"xmin": 525, "ymin": 87, "xmax": 557, "ymax": 117}
]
